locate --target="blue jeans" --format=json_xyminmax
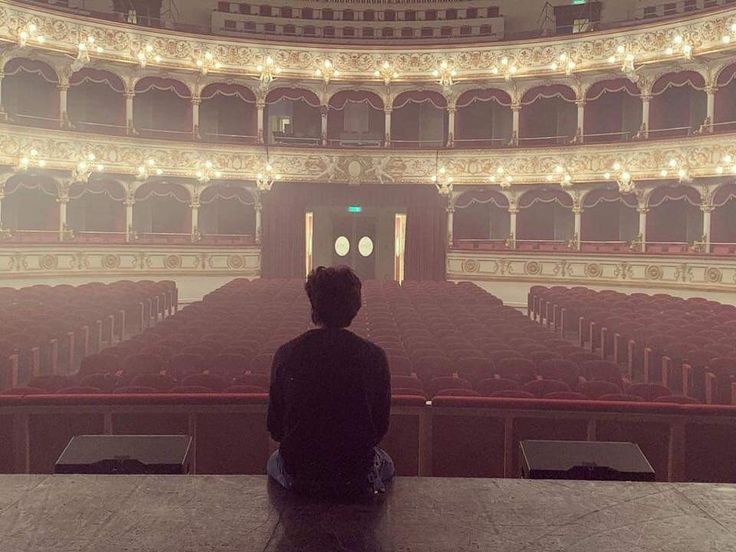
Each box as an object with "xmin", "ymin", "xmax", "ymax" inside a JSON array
[{"xmin": 267, "ymin": 447, "xmax": 395, "ymax": 492}]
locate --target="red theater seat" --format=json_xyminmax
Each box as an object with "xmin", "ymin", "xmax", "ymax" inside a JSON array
[
  {"xmin": 597, "ymin": 393, "xmax": 642, "ymax": 402},
  {"xmin": 225, "ymin": 385, "xmax": 267, "ymax": 393},
  {"xmin": 181, "ymin": 374, "xmax": 228, "ymax": 392},
  {"xmin": 0, "ymin": 386, "xmax": 47, "ymax": 395},
  {"xmin": 434, "ymin": 388, "xmax": 480, "ymax": 397},
  {"xmin": 131, "ymin": 374, "xmax": 177, "ymax": 392},
  {"xmin": 522, "ymin": 379, "xmax": 571, "ymax": 397},
  {"xmin": 113, "ymin": 386, "xmax": 158, "ymax": 394},
  {"xmin": 488, "ymin": 390, "xmax": 535, "ymax": 399},
  {"xmin": 56, "ymin": 386, "xmax": 102, "ymax": 394},
  {"xmin": 627, "ymin": 383, "xmax": 672, "ymax": 401},
  {"xmin": 578, "ymin": 380, "xmax": 621, "ymax": 399},
  {"xmin": 544, "ymin": 392, "xmax": 587, "ymax": 400}
]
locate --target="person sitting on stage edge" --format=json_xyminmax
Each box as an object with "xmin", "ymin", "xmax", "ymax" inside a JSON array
[{"xmin": 267, "ymin": 265, "xmax": 394, "ymax": 498}]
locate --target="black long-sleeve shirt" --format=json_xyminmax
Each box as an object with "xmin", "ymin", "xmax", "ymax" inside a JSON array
[{"xmin": 267, "ymin": 328, "xmax": 391, "ymax": 483}]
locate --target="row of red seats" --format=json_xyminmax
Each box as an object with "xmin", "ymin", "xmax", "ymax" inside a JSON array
[
  {"xmin": 530, "ymin": 286, "xmax": 736, "ymax": 403},
  {"xmin": 0, "ymin": 280, "xmax": 176, "ymax": 390}
]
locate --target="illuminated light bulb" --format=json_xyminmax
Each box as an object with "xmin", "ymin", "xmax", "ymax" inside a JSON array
[
  {"xmin": 257, "ymin": 65, "xmax": 264, "ymax": 72},
  {"xmin": 450, "ymin": 69, "xmax": 457, "ymax": 76},
  {"xmin": 155, "ymin": 168, "xmax": 163, "ymax": 176},
  {"xmin": 489, "ymin": 175, "xmax": 496, "ymax": 183},
  {"xmin": 621, "ymin": 171, "xmax": 631, "ymax": 182},
  {"xmin": 78, "ymin": 42, "xmax": 87, "ymax": 50},
  {"xmin": 625, "ymin": 53, "xmax": 634, "ymax": 62},
  {"xmin": 205, "ymin": 160, "xmax": 213, "ymax": 169},
  {"xmin": 616, "ymin": 45, "xmax": 625, "ymax": 54},
  {"xmin": 554, "ymin": 165, "xmax": 563, "ymax": 174},
  {"xmin": 431, "ymin": 69, "xmax": 439, "ymax": 77},
  {"xmin": 608, "ymin": 56, "xmax": 616, "ymax": 64},
  {"xmin": 546, "ymin": 175, "xmax": 553, "ymax": 182},
  {"xmin": 683, "ymin": 44, "xmax": 692, "ymax": 55},
  {"xmin": 731, "ymin": 23, "xmax": 736, "ymax": 33},
  {"xmin": 559, "ymin": 52, "xmax": 567, "ymax": 61},
  {"xmin": 382, "ymin": 61, "xmax": 389, "ymax": 69},
  {"xmin": 501, "ymin": 57, "xmax": 508, "ymax": 66},
  {"xmin": 509, "ymin": 65, "xmax": 518, "ymax": 74},
  {"xmin": 315, "ymin": 68, "xmax": 323, "ymax": 76},
  {"xmin": 731, "ymin": 165, "xmax": 736, "ymax": 174},
  {"xmin": 613, "ymin": 162, "xmax": 621, "ymax": 171},
  {"xmin": 724, "ymin": 154, "xmax": 733, "ymax": 163},
  {"xmin": 96, "ymin": 164, "xmax": 105, "ymax": 172},
  {"xmin": 196, "ymin": 59, "xmax": 203, "ymax": 67},
  {"xmin": 674, "ymin": 35, "xmax": 683, "ymax": 44},
  {"xmin": 430, "ymin": 175, "xmax": 437, "ymax": 183},
  {"xmin": 145, "ymin": 44, "xmax": 154, "ymax": 53},
  {"xmin": 440, "ymin": 60, "xmax": 448, "ymax": 69},
  {"xmin": 604, "ymin": 172, "xmax": 611, "ymax": 179},
  {"xmin": 723, "ymin": 35, "xmax": 732, "ymax": 44},
  {"xmin": 37, "ymin": 36, "xmax": 45, "ymax": 44},
  {"xmin": 137, "ymin": 52, "xmax": 146, "ymax": 61},
  {"xmin": 490, "ymin": 66, "xmax": 499, "ymax": 74},
  {"xmin": 550, "ymin": 62, "xmax": 558, "ymax": 70},
  {"xmin": 563, "ymin": 174, "xmax": 572, "ymax": 183},
  {"xmin": 660, "ymin": 169, "xmax": 668, "ymax": 177},
  {"xmin": 666, "ymin": 47, "xmax": 674, "ymax": 55},
  {"xmin": 505, "ymin": 176, "xmax": 513, "ymax": 184},
  {"xmin": 29, "ymin": 24, "xmax": 37, "ymax": 33},
  {"xmin": 30, "ymin": 148, "xmax": 38, "ymax": 156},
  {"xmin": 677, "ymin": 168, "xmax": 687, "ymax": 179},
  {"xmin": 205, "ymin": 52, "xmax": 213, "ymax": 61},
  {"xmin": 717, "ymin": 166, "xmax": 724, "ymax": 174},
  {"xmin": 19, "ymin": 31, "xmax": 29, "ymax": 41},
  {"xmin": 154, "ymin": 55, "xmax": 161, "ymax": 63},
  {"xmin": 38, "ymin": 160, "xmax": 46, "ymax": 168},
  {"xmin": 497, "ymin": 166, "xmax": 504, "ymax": 174}
]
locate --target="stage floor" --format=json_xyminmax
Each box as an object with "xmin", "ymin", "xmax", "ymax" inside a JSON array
[{"xmin": 1, "ymin": 475, "xmax": 735, "ymax": 551}]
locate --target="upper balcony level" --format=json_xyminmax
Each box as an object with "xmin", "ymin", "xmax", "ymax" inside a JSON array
[{"xmin": 15, "ymin": 0, "xmax": 736, "ymax": 44}]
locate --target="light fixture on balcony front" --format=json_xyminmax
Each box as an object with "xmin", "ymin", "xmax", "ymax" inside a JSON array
[
  {"xmin": 607, "ymin": 44, "xmax": 636, "ymax": 76},
  {"xmin": 604, "ymin": 161, "xmax": 635, "ymax": 193},
  {"xmin": 546, "ymin": 164, "xmax": 573, "ymax": 188},
  {"xmin": 550, "ymin": 52, "xmax": 577, "ymax": 76},
  {"xmin": 488, "ymin": 166, "xmax": 513, "ymax": 188},
  {"xmin": 665, "ymin": 34, "xmax": 693, "ymax": 60},
  {"xmin": 721, "ymin": 22, "xmax": 736, "ymax": 43},
  {"xmin": 715, "ymin": 154, "xmax": 736, "ymax": 175},
  {"xmin": 195, "ymin": 51, "xmax": 222, "ymax": 75},
  {"xmin": 256, "ymin": 162, "xmax": 282, "ymax": 192},
  {"xmin": 72, "ymin": 153, "xmax": 104, "ymax": 183},
  {"xmin": 256, "ymin": 56, "xmax": 281, "ymax": 88},
  {"xmin": 136, "ymin": 43, "xmax": 162, "ymax": 68},
  {"xmin": 17, "ymin": 22, "xmax": 45, "ymax": 47},
  {"xmin": 195, "ymin": 160, "xmax": 222, "ymax": 184},
  {"xmin": 660, "ymin": 158, "xmax": 691, "ymax": 182},
  {"xmin": 135, "ymin": 158, "xmax": 163, "ymax": 180},
  {"xmin": 432, "ymin": 60, "xmax": 457, "ymax": 90},
  {"xmin": 17, "ymin": 149, "xmax": 46, "ymax": 172},
  {"xmin": 490, "ymin": 56, "xmax": 519, "ymax": 81},
  {"xmin": 315, "ymin": 59, "xmax": 339, "ymax": 83},
  {"xmin": 374, "ymin": 61, "xmax": 399, "ymax": 85},
  {"xmin": 72, "ymin": 36, "xmax": 103, "ymax": 71}
]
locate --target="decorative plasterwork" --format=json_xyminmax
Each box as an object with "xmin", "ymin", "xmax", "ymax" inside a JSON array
[
  {"xmin": 0, "ymin": 1, "xmax": 735, "ymax": 84},
  {"xmin": 0, "ymin": 245, "xmax": 261, "ymax": 279},
  {"xmin": 448, "ymin": 250, "xmax": 736, "ymax": 293},
  {"xmin": 2, "ymin": 124, "xmax": 736, "ymax": 188}
]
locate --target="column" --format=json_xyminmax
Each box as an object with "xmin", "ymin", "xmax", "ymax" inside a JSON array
[
  {"xmin": 58, "ymin": 80, "xmax": 69, "ymax": 130},
  {"xmin": 638, "ymin": 206, "xmax": 648, "ymax": 251},
  {"xmin": 256, "ymin": 100, "xmax": 265, "ymax": 144},
  {"xmin": 125, "ymin": 91, "xmax": 135, "ymax": 135},
  {"xmin": 0, "ymin": 71, "xmax": 5, "ymax": 118},
  {"xmin": 447, "ymin": 105, "xmax": 456, "ymax": 147},
  {"xmin": 191, "ymin": 95, "xmax": 201, "ymax": 139},
  {"xmin": 702, "ymin": 204, "xmax": 712, "ymax": 253},
  {"xmin": 511, "ymin": 104, "xmax": 520, "ymax": 146},
  {"xmin": 384, "ymin": 107, "xmax": 392, "ymax": 147},
  {"xmin": 321, "ymin": 105, "xmax": 328, "ymax": 146},
  {"xmin": 576, "ymin": 100, "xmax": 585, "ymax": 143},
  {"xmin": 573, "ymin": 207, "xmax": 582, "ymax": 250},
  {"xmin": 125, "ymin": 199, "xmax": 134, "ymax": 242},
  {"xmin": 58, "ymin": 195, "xmax": 68, "ymax": 241},
  {"xmin": 706, "ymin": 86, "xmax": 716, "ymax": 133},
  {"xmin": 447, "ymin": 204, "xmax": 455, "ymax": 248},
  {"xmin": 509, "ymin": 208, "xmax": 518, "ymax": 248},
  {"xmin": 0, "ymin": 192, "xmax": 4, "ymax": 227},
  {"xmin": 255, "ymin": 199, "xmax": 263, "ymax": 244},
  {"xmin": 190, "ymin": 199, "xmax": 200, "ymax": 242},
  {"xmin": 640, "ymin": 94, "xmax": 651, "ymax": 138}
]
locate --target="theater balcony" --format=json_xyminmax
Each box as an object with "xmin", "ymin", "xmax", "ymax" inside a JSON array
[{"xmin": 2, "ymin": 0, "xmax": 736, "ymax": 302}]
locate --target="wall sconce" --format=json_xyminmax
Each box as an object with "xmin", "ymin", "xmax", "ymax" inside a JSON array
[
  {"xmin": 604, "ymin": 161, "xmax": 635, "ymax": 193},
  {"xmin": 136, "ymin": 158, "xmax": 163, "ymax": 180},
  {"xmin": 715, "ymin": 154, "xmax": 736, "ymax": 175},
  {"xmin": 256, "ymin": 56, "xmax": 281, "ymax": 89},
  {"xmin": 195, "ymin": 160, "xmax": 222, "ymax": 184},
  {"xmin": 374, "ymin": 61, "xmax": 399, "ymax": 85},
  {"xmin": 432, "ymin": 60, "xmax": 457, "ymax": 90},
  {"xmin": 660, "ymin": 158, "xmax": 690, "ymax": 182},
  {"xmin": 17, "ymin": 23, "xmax": 45, "ymax": 47},
  {"xmin": 136, "ymin": 44, "xmax": 162, "ymax": 68},
  {"xmin": 256, "ymin": 162, "xmax": 282, "ymax": 192},
  {"xmin": 195, "ymin": 51, "xmax": 222, "ymax": 75},
  {"xmin": 490, "ymin": 57, "xmax": 519, "ymax": 81},
  {"xmin": 546, "ymin": 164, "xmax": 573, "ymax": 188},
  {"xmin": 550, "ymin": 52, "xmax": 577, "ymax": 76},
  {"xmin": 488, "ymin": 166, "xmax": 513, "ymax": 188},
  {"xmin": 17, "ymin": 149, "xmax": 46, "ymax": 172},
  {"xmin": 666, "ymin": 35, "xmax": 693, "ymax": 60},
  {"xmin": 72, "ymin": 153, "xmax": 104, "ymax": 183},
  {"xmin": 315, "ymin": 59, "xmax": 339, "ymax": 83}
]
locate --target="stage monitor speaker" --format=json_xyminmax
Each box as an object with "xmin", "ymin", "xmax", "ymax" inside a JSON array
[
  {"xmin": 520, "ymin": 440, "xmax": 655, "ymax": 481},
  {"xmin": 55, "ymin": 435, "xmax": 192, "ymax": 475}
]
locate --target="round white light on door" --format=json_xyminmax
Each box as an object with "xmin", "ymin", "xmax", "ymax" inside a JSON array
[
  {"xmin": 334, "ymin": 236, "xmax": 350, "ymax": 257},
  {"xmin": 358, "ymin": 236, "xmax": 374, "ymax": 257}
]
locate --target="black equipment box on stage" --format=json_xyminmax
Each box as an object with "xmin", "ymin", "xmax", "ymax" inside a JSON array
[
  {"xmin": 520, "ymin": 440, "xmax": 655, "ymax": 481},
  {"xmin": 55, "ymin": 435, "xmax": 192, "ymax": 475}
]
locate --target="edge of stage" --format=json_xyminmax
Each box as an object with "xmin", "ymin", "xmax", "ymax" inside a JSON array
[{"xmin": 1, "ymin": 475, "xmax": 735, "ymax": 551}]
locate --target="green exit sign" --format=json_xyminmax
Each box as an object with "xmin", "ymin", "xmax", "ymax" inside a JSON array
[
  {"xmin": 572, "ymin": 0, "xmax": 587, "ymax": 4},
  {"xmin": 347, "ymin": 205, "xmax": 363, "ymax": 213}
]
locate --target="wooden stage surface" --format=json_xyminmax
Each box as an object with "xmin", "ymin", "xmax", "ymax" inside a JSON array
[{"xmin": 1, "ymin": 475, "xmax": 735, "ymax": 551}]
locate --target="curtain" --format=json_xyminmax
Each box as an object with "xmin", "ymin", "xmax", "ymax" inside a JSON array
[
  {"xmin": 261, "ymin": 184, "xmax": 307, "ymax": 278},
  {"xmin": 404, "ymin": 187, "xmax": 446, "ymax": 281}
]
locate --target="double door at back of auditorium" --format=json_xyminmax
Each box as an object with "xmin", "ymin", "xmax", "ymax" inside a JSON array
[{"xmin": 331, "ymin": 214, "xmax": 376, "ymax": 280}]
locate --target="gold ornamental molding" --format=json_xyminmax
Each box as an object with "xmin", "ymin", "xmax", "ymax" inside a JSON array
[
  {"xmin": 448, "ymin": 250, "xmax": 736, "ymax": 294},
  {"xmin": 2, "ymin": 123, "xmax": 736, "ymax": 188},
  {"xmin": 0, "ymin": 244, "xmax": 261, "ymax": 279},
  {"xmin": 1, "ymin": 1, "xmax": 736, "ymax": 84}
]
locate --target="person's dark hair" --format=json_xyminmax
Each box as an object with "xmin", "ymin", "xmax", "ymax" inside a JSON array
[{"xmin": 305, "ymin": 266, "xmax": 362, "ymax": 328}]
